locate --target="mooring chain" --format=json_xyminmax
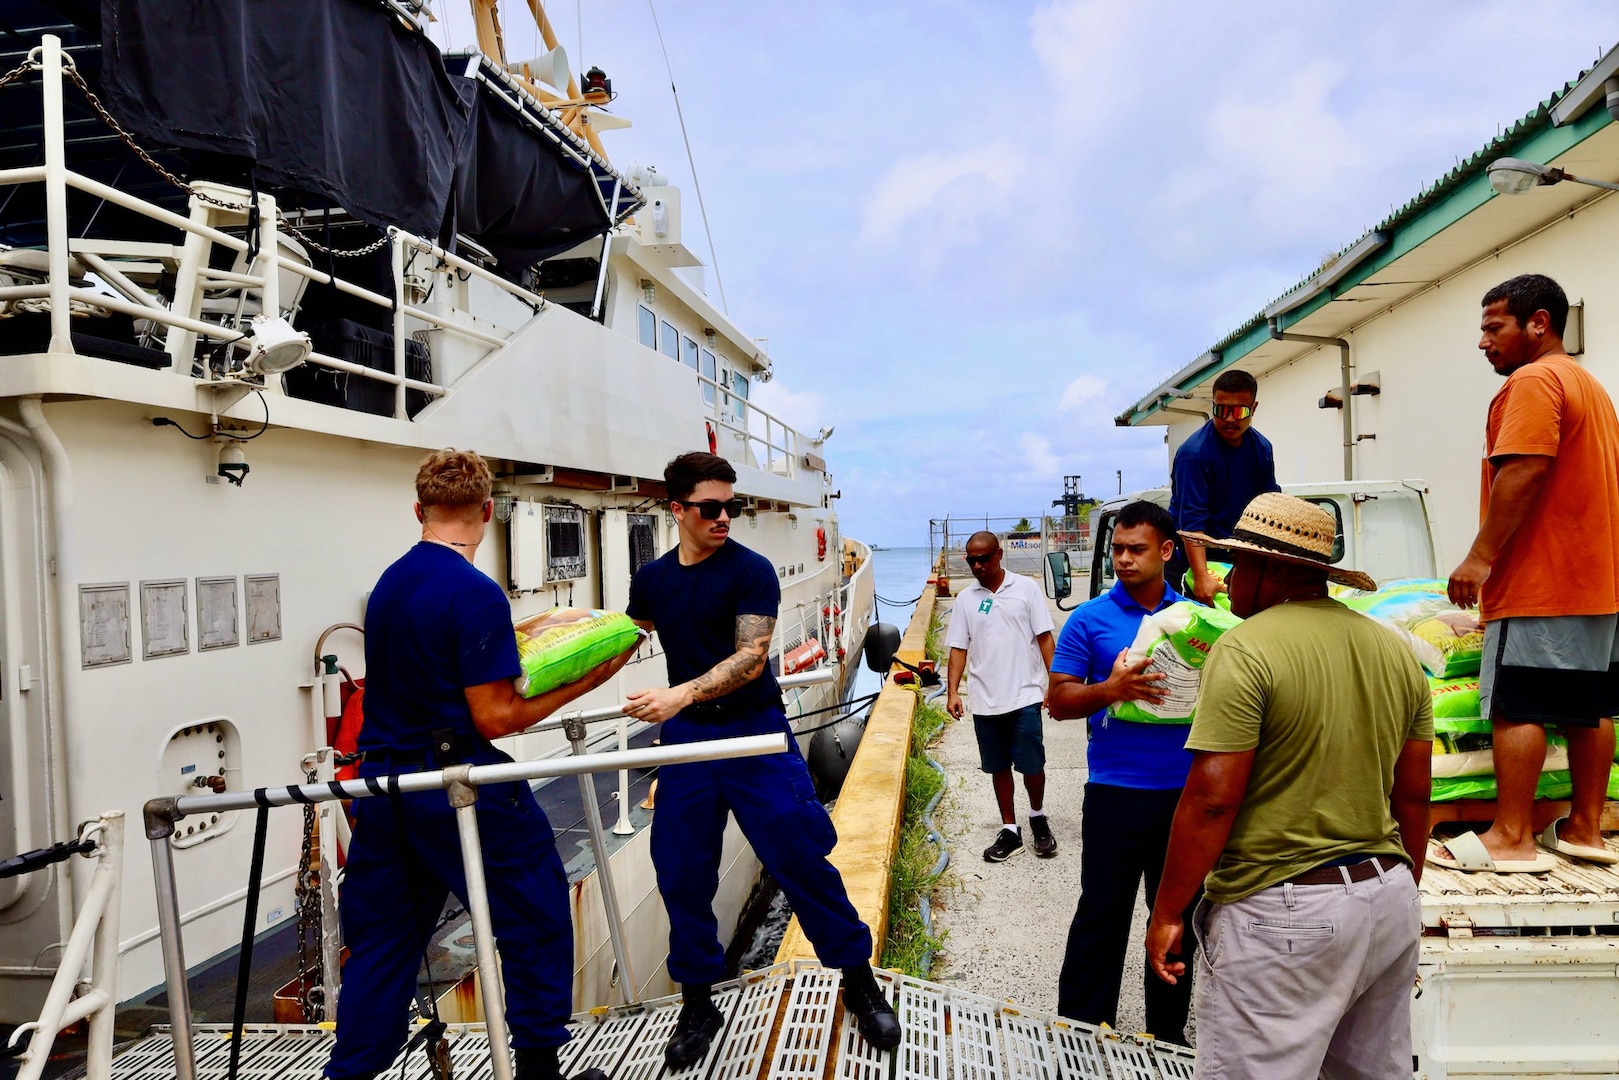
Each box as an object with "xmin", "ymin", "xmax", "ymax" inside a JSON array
[{"xmin": 20, "ymin": 48, "xmax": 389, "ymax": 259}]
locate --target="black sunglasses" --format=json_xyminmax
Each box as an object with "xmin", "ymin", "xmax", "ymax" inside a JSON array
[
  {"xmin": 678, "ymin": 498, "xmax": 744, "ymax": 520},
  {"xmin": 964, "ymin": 551, "xmax": 998, "ymax": 566}
]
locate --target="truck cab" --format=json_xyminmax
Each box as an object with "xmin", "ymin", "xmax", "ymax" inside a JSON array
[{"xmin": 1043, "ymin": 479, "xmax": 1445, "ymax": 603}]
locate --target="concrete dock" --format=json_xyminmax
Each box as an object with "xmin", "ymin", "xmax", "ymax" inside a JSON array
[{"xmin": 927, "ymin": 576, "xmax": 1186, "ymax": 1043}]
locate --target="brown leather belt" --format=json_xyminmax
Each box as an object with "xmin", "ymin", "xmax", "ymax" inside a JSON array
[{"xmin": 1286, "ymin": 855, "xmax": 1401, "ymax": 887}]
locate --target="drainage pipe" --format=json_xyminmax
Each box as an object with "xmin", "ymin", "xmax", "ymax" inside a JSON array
[
  {"xmin": 18, "ymin": 397, "xmax": 76, "ymax": 940},
  {"xmin": 1268, "ymin": 319, "xmax": 1354, "ymax": 481}
]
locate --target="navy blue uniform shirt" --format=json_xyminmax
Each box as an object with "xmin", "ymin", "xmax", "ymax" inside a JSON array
[
  {"xmin": 1050, "ymin": 581, "xmax": 1193, "ymax": 789},
  {"xmin": 359, "ymin": 542, "xmax": 519, "ymax": 757},
  {"xmin": 627, "ymin": 538, "xmax": 782, "ymax": 713},
  {"xmin": 1167, "ymin": 420, "xmax": 1281, "ymax": 538}
]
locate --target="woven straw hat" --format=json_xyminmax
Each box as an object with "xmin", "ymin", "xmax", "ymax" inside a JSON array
[{"xmin": 1179, "ymin": 492, "xmax": 1376, "ymax": 592}]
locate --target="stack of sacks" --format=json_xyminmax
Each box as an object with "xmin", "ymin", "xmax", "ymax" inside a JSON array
[
  {"xmin": 1340, "ymin": 579, "xmax": 1619, "ymax": 800},
  {"xmin": 1110, "ymin": 600, "xmax": 1242, "ymax": 725}
]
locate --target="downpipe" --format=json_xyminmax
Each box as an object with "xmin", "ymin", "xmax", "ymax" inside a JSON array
[
  {"xmin": 19, "ymin": 397, "xmax": 77, "ymax": 941},
  {"xmin": 1268, "ymin": 319, "xmax": 1353, "ymax": 481}
]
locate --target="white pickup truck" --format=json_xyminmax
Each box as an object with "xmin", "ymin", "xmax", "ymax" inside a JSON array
[{"xmin": 1045, "ymin": 480, "xmax": 1619, "ymax": 1079}]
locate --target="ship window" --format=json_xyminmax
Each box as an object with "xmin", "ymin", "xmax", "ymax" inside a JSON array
[
  {"xmin": 543, "ymin": 505, "xmax": 588, "ymax": 581},
  {"xmin": 627, "ymin": 513, "xmax": 659, "ymax": 575},
  {"xmin": 700, "ymin": 349, "xmax": 717, "ymax": 405},
  {"xmin": 732, "ymin": 371, "xmax": 749, "ymax": 422},
  {"xmin": 660, "ymin": 321, "xmax": 679, "ymax": 363},
  {"xmin": 682, "ymin": 335, "xmax": 700, "ymax": 370},
  {"xmin": 638, "ymin": 305, "xmax": 656, "ymax": 349}
]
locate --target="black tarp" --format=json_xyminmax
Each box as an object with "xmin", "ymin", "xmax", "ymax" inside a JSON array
[
  {"xmin": 97, "ymin": 0, "xmax": 470, "ymax": 239},
  {"xmin": 445, "ymin": 73, "xmax": 614, "ymax": 271}
]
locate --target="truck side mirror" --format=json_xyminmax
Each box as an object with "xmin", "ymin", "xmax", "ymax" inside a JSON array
[
  {"xmin": 863, "ymin": 622, "xmax": 901, "ymax": 673},
  {"xmin": 1045, "ymin": 551, "xmax": 1071, "ymax": 600}
]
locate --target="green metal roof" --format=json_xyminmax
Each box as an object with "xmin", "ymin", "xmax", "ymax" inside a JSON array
[{"xmin": 1117, "ymin": 64, "xmax": 1615, "ymax": 428}]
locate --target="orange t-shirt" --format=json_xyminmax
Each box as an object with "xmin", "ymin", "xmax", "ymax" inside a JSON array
[{"xmin": 1480, "ymin": 354, "xmax": 1619, "ymax": 620}]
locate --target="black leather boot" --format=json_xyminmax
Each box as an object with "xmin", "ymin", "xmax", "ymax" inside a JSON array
[
  {"xmin": 514, "ymin": 1045, "xmax": 607, "ymax": 1080},
  {"xmin": 663, "ymin": 986, "xmax": 724, "ymax": 1070},
  {"xmin": 841, "ymin": 964, "xmax": 901, "ymax": 1050}
]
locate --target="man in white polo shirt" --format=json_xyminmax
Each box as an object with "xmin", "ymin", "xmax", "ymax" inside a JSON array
[{"xmin": 946, "ymin": 530, "xmax": 1057, "ymax": 861}]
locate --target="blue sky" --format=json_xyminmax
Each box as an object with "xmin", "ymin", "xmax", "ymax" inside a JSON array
[{"xmin": 431, "ymin": 2, "xmax": 1618, "ymax": 545}]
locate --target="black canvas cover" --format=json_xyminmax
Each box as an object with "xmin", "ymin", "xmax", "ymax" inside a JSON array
[
  {"xmin": 98, "ymin": 0, "xmax": 470, "ymax": 238},
  {"xmin": 447, "ymin": 74, "xmax": 614, "ymax": 272}
]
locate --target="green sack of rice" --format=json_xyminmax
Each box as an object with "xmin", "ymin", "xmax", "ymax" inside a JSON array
[
  {"xmin": 1432, "ymin": 766, "xmax": 1619, "ymax": 804},
  {"xmin": 1431, "ymin": 717, "xmax": 1568, "ymax": 778},
  {"xmin": 1180, "ymin": 561, "xmax": 1233, "ymax": 610},
  {"xmin": 514, "ymin": 607, "xmax": 641, "ymax": 698},
  {"xmin": 1429, "ymin": 676, "xmax": 1481, "ymax": 719},
  {"xmin": 1410, "ymin": 611, "xmax": 1484, "ymax": 678},
  {"xmin": 1109, "ymin": 600, "xmax": 1242, "ymax": 725}
]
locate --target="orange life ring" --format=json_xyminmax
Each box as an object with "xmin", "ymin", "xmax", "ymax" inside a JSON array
[
  {"xmin": 706, "ymin": 421, "xmax": 717, "ymax": 455},
  {"xmin": 816, "ymin": 526, "xmax": 827, "ymax": 561}
]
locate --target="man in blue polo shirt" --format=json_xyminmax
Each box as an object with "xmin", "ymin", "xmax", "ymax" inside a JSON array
[
  {"xmin": 1167, "ymin": 368, "xmax": 1280, "ymax": 605},
  {"xmin": 1046, "ymin": 500, "xmax": 1196, "ymax": 1045}
]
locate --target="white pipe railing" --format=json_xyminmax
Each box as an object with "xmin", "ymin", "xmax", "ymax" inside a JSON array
[
  {"xmin": 144, "ymin": 734, "xmax": 785, "ymax": 1080},
  {"xmin": 6, "ymin": 813, "xmax": 123, "ymax": 1080}
]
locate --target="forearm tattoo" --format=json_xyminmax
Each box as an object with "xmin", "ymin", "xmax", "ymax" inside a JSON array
[{"xmin": 689, "ymin": 614, "xmax": 776, "ymax": 703}]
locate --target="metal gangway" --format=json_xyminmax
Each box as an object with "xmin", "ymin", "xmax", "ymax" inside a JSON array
[{"xmin": 104, "ymin": 961, "xmax": 1198, "ymax": 1080}]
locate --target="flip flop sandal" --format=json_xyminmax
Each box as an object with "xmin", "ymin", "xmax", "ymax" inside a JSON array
[
  {"xmin": 1428, "ymin": 829, "xmax": 1556, "ymax": 874},
  {"xmin": 1537, "ymin": 815, "xmax": 1619, "ymax": 865}
]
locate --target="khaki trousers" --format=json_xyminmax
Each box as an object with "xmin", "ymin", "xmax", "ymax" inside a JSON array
[{"xmin": 1192, "ymin": 860, "xmax": 1419, "ymax": 1079}]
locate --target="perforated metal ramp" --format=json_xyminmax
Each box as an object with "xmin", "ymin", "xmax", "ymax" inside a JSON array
[{"xmin": 108, "ymin": 962, "xmax": 1198, "ymax": 1080}]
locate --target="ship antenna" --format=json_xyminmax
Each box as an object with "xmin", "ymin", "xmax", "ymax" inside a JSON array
[{"xmin": 646, "ymin": 0, "xmax": 729, "ymax": 315}]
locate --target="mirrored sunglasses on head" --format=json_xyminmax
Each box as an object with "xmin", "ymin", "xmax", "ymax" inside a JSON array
[{"xmin": 681, "ymin": 498, "xmax": 745, "ymax": 520}]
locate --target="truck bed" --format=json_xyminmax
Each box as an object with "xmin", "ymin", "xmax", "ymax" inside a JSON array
[{"xmin": 1420, "ymin": 836, "xmax": 1619, "ymax": 929}]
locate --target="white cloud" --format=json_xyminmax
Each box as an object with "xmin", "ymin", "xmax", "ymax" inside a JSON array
[
  {"xmin": 857, "ymin": 140, "xmax": 1028, "ymax": 248},
  {"xmin": 748, "ymin": 379, "xmax": 824, "ymax": 435},
  {"xmin": 1057, "ymin": 374, "xmax": 1109, "ymax": 413},
  {"xmin": 1021, "ymin": 432, "xmax": 1060, "ymax": 476}
]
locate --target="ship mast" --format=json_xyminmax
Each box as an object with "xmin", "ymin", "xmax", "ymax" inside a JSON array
[{"xmin": 467, "ymin": 0, "xmax": 614, "ymax": 157}]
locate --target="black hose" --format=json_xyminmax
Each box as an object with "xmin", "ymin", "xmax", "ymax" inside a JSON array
[
  {"xmin": 227, "ymin": 806, "xmax": 270, "ymax": 1080},
  {"xmin": 0, "ymin": 836, "xmax": 96, "ymax": 880}
]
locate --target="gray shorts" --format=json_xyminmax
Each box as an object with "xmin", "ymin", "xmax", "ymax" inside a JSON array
[{"xmin": 1479, "ymin": 614, "xmax": 1619, "ymax": 728}]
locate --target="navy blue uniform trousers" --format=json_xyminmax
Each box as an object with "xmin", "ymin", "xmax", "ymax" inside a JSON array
[
  {"xmin": 1056, "ymin": 783, "xmax": 1196, "ymax": 1045},
  {"xmin": 326, "ymin": 759, "xmax": 573, "ymax": 1079},
  {"xmin": 652, "ymin": 709, "xmax": 872, "ymax": 984}
]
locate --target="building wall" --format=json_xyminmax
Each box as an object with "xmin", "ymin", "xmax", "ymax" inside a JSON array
[{"xmin": 1232, "ymin": 190, "xmax": 1619, "ymax": 566}]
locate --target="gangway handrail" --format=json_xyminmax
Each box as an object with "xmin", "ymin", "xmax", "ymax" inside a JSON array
[
  {"xmin": 5, "ymin": 813, "xmax": 123, "ymax": 1080},
  {"xmin": 143, "ymin": 733, "xmax": 787, "ymax": 1080}
]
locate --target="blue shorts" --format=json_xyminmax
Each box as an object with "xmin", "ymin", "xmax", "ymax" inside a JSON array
[{"xmin": 973, "ymin": 702, "xmax": 1046, "ymax": 774}]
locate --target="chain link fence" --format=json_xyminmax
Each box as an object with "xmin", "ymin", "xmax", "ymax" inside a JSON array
[{"xmin": 928, "ymin": 515, "xmax": 1092, "ymax": 582}]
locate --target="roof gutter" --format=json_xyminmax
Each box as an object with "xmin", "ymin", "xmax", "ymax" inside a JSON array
[
  {"xmin": 1262, "ymin": 231, "xmax": 1389, "ymax": 321},
  {"xmin": 1268, "ymin": 318, "xmax": 1354, "ymax": 481},
  {"xmin": 1549, "ymin": 43, "xmax": 1619, "ymax": 127},
  {"xmin": 1113, "ymin": 351, "xmax": 1221, "ymax": 427}
]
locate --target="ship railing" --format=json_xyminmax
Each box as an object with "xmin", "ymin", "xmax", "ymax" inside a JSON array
[
  {"xmin": 3, "ymin": 35, "xmax": 549, "ymax": 420},
  {"xmin": 143, "ymin": 734, "xmax": 788, "ymax": 1080},
  {"xmin": 519, "ymin": 668, "xmax": 835, "ymax": 834},
  {"xmin": 2, "ymin": 813, "xmax": 123, "ymax": 1080},
  {"xmin": 697, "ymin": 369, "xmax": 799, "ymax": 477}
]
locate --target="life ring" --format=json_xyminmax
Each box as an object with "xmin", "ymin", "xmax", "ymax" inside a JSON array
[
  {"xmin": 706, "ymin": 421, "xmax": 717, "ymax": 455},
  {"xmin": 783, "ymin": 637, "xmax": 827, "ymax": 674},
  {"xmin": 816, "ymin": 526, "xmax": 827, "ymax": 561}
]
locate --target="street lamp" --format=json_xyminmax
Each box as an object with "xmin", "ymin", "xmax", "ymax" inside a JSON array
[{"xmin": 1487, "ymin": 156, "xmax": 1619, "ymax": 196}]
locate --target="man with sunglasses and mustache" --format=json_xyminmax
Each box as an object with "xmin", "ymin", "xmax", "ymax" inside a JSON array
[
  {"xmin": 625, "ymin": 452, "xmax": 900, "ymax": 1067},
  {"xmin": 1166, "ymin": 369, "xmax": 1280, "ymax": 606}
]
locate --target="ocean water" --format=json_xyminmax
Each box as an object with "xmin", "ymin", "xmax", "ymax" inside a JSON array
[{"xmin": 855, "ymin": 545, "xmax": 936, "ymax": 698}]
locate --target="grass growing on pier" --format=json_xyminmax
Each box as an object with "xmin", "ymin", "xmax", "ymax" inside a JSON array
[{"xmin": 882, "ymin": 696, "xmax": 950, "ymax": 976}]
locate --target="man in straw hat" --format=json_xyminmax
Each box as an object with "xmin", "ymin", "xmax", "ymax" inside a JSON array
[
  {"xmin": 1146, "ymin": 492, "xmax": 1433, "ymax": 1077},
  {"xmin": 1434, "ymin": 274, "xmax": 1619, "ymax": 874}
]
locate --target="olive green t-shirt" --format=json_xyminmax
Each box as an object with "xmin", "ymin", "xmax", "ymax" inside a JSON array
[{"xmin": 1187, "ymin": 598, "xmax": 1433, "ymax": 904}]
